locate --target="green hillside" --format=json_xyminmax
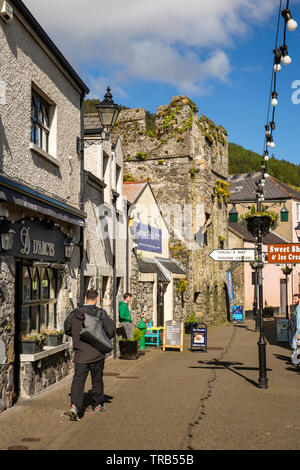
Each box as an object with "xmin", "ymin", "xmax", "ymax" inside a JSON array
[{"xmin": 229, "ymin": 143, "xmax": 300, "ymax": 189}]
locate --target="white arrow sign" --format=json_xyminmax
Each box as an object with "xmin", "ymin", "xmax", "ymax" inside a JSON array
[{"xmin": 210, "ymin": 249, "xmax": 256, "ymax": 262}]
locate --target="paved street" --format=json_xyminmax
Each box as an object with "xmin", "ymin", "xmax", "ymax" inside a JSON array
[{"xmin": 1, "ymin": 318, "xmax": 300, "ymax": 451}]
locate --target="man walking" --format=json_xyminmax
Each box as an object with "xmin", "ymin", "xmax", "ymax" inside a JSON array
[
  {"xmin": 291, "ymin": 294, "xmax": 300, "ymax": 366},
  {"xmin": 119, "ymin": 293, "xmax": 133, "ymax": 340},
  {"xmin": 69, "ymin": 289, "xmax": 115, "ymax": 421}
]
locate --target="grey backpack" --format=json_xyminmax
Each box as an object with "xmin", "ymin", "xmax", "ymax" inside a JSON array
[{"xmin": 80, "ymin": 309, "xmax": 113, "ymax": 354}]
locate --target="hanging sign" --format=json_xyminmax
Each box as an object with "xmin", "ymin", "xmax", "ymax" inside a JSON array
[
  {"xmin": 5, "ymin": 219, "xmax": 66, "ymax": 262},
  {"xmin": 268, "ymin": 244, "xmax": 300, "ymax": 264}
]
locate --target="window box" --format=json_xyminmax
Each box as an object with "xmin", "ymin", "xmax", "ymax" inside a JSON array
[
  {"xmin": 46, "ymin": 334, "xmax": 63, "ymax": 347},
  {"xmin": 21, "ymin": 341, "xmax": 43, "ymax": 355}
]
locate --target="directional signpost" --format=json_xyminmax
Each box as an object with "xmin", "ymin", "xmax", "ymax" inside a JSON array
[{"xmin": 209, "ymin": 249, "xmax": 256, "ymax": 262}]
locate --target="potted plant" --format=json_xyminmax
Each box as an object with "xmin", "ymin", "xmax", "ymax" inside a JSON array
[
  {"xmin": 184, "ymin": 313, "xmax": 198, "ymax": 334},
  {"xmin": 241, "ymin": 205, "xmax": 279, "ymax": 236},
  {"xmin": 43, "ymin": 328, "xmax": 64, "ymax": 347},
  {"xmin": 21, "ymin": 331, "xmax": 46, "ymax": 354},
  {"xmin": 119, "ymin": 328, "xmax": 143, "ymax": 360}
]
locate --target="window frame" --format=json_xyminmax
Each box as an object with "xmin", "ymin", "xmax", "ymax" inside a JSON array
[
  {"xmin": 31, "ymin": 91, "xmax": 51, "ymax": 154},
  {"xmin": 21, "ymin": 264, "xmax": 59, "ymax": 334}
]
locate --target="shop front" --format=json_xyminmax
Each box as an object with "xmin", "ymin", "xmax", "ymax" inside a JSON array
[{"xmin": 0, "ymin": 179, "xmax": 85, "ymax": 410}]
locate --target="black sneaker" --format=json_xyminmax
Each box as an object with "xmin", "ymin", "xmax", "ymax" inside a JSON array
[{"xmin": 69, "ymin": 404, "xmax": 80, "ymax": 421}]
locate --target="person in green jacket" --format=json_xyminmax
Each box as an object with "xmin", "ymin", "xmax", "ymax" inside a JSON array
[{"xmin": 119, "ymin": 293, "xmax": 133, "ymax": 340}]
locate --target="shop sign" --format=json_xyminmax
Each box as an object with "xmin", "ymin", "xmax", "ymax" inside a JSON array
[
  {"xmin": 133, "ymin": 221, "xmax": 162, "ymax": 254},
  {"xmin": 6, "ymin": 219, "xmax": 66, "ymax": 262},
  {"xmin": 268, "ymin": 244, "xmax": 300, "ymax": 264}
]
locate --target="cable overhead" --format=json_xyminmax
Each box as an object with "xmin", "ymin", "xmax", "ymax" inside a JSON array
[{"xmin": 261, "ymin": 0, "xmax": 297, "ymax": 202}]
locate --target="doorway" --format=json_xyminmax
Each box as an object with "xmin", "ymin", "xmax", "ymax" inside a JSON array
[{"xmin": 157, "ymin": 282, "xmax": 165, "ymax": 326}]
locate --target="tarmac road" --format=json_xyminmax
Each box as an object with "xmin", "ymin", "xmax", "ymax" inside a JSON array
[{"xmin": 0, "ymin": 318, "xmax": 299, "ymax": 450}]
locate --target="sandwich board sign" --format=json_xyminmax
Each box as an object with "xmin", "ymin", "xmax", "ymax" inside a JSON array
[{"xmin": 163, "ymin": 321, "xmax": 184, "ymax": 352}]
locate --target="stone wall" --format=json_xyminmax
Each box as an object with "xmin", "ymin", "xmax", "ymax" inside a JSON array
[
  {"xmin": 0, "ymin": 257, "xmax": 15, "ymax": 412},
  {"xmin": 20, "ymin": 348, "xmax": 73, "ymax": 398},
  {"xmin": 114, "ymin": 96, "xmax": 230, "ymax": 326},
  {"xmin": 130, "ymin": 251, "xmax": 154, "ymax": 328}
]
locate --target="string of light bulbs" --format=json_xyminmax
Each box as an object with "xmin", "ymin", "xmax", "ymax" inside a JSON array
[{"xmin": 257, "ymin": 0, "xmax": 297, "ymax": 204}]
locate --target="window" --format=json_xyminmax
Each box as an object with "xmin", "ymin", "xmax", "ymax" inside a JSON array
[
  {"xmin": 31, "ymin": 91, "xmax": 50, "ymax": 153},
  {"xmin": 297, "ymin": 204, "xmax": 300, "ymax": 223},
  {"xmin": 20, "ymin": 265, "xmax": 58, "ymax": 336}
]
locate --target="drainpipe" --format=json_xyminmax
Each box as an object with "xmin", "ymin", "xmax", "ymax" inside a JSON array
[
  {"xmin": 79, "ymin": 92, "xmax": 86, "ymax": 306},
  {"xmin": 112, "ymin": 192, "xmax": 118, "ymax": 359}
]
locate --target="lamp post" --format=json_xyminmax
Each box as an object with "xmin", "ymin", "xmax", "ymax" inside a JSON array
[
  {"xmin": 76, "ymin": 87, "xmax": 120, "ymax": 308},
  {"xmin": 282, "ymin": 265, "xmax": 293, "ymax": 319}
]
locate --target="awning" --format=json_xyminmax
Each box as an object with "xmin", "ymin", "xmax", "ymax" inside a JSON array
[
  {"xmin": 0, "ymin": 175, "xmax": 86, "ymax": 227},
  {"xmin": 156, "ymin": 258, "xmax": 186, "ymax": 276},
  {"xmin": 138, "ymin": 258, "xmax": 170, "ymax": 283},
  {"xmin": 138, "ymin": 257, "xmax": 186, "ymax": 283}
]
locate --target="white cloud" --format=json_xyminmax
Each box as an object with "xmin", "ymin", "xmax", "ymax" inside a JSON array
[{"xmin": 23, "ymin": 0, "xmax": 277, "ymax": 98}]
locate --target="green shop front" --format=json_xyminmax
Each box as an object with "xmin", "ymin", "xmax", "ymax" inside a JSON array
[{"xmin": 0, "ymin": 176, "xmax": 85, "ymax": 410}]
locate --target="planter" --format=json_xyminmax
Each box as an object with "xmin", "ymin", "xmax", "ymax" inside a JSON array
[
  {"xmin": 119, "ymin": 340, "xmax": 139, "ymax": 360},
  {"xmin": 21, "ymin": 341, "xmax": 43, "ymax": 355},
  {"xmin": 46, "ymin": 335, "xmax": 63, "ymax": 347},
  {"xmin": 246, "ymin": 216, "xmax": 272, "ymax": 236},
  {"xmin": 184, "ymin": 322, "xmax": 198, "ymax": 334}
]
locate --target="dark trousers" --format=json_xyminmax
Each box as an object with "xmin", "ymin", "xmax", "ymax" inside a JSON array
[{"xmin": 71, "ymin": 359, "xmax": 105, "ymax": 413}]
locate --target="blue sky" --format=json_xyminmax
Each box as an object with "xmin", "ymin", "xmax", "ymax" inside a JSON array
[{"xmin": 24, "ymin": 0, "xmax": 300, "ymax": 165}]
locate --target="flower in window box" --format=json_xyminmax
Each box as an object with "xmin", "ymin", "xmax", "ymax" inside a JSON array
[
  {"xmin": 21, "ymin": 330, "xmax": 46, "ymax": 354},
  {"xmin": 43, "ymin": 327, "xmax": 64, "ymax": 347}
]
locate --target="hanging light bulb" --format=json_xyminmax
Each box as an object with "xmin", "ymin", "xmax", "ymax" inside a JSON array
[
  {"xmin": 265, "ymin": 125, "xmax": 271, "ymax": 137},
  {"xmin": 274, "ymin": 63, "xmax": 282, "ymax": 72},
  {"xmin": 271, "ymin": 92, "xmax": 278, "ymax": 107},
  {"xmin": 267, "ymin": 136, "xmax": 275, "ymax": 148},
  {"xmin": 280, "ymin": 45, "xmax": 292, "ymax": 65},
  {"xmin": 282, "ymin": 8, "xmax": 298, "ymax": 32},
  {"xmin": 264, "ymin": 173, "xmax": 270, "ymax": 178},
  {"xmin": 273, "ymin": 48, "xmax": 282, "ymax": 72},
  {"xmin": 288, "ymin": 18, "xmax": 298, "ymax": 32}
]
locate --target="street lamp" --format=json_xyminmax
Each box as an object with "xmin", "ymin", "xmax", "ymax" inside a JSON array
[
  {"xmin": 77, "ymin": 86, "xmax": 121, "ymax": 153},
  {"xmin": 0, "ymin": 220, "xmax": 15, "ymax": 252},
  {"xmin": 282, "ymin": 266, "xmax": 293, "ymax": 320},
  {"xmin": 64, "ymin": 237, "xmax": 76, "ymax": 261}
]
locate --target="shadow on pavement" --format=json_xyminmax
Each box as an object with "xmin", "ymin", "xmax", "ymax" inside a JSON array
[{"xmin": 190, "ymin": 359, "xmax": 268, "ymax": 388}]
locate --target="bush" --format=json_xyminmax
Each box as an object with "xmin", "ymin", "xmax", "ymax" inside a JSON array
[{"xmin": 131, "ymin": 328, "xmax": 144, "ymax": 342}]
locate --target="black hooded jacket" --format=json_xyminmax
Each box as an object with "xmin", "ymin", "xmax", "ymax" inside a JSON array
[{"xmin": 71, "ymin": 305, "xmax": 116, "ymax": 364}]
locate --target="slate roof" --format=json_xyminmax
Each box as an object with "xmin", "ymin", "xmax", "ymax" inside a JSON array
[
  {"xmin": 156, "ymin": 258, "xmax": 186, "ymax": 276},
  {"xmin": 228, "ymin": 173, "xmax": 300, "ymax": 203},
  {"xmin": 229, "ymin": 222, "xmax": 289, "ymax": 244},
  {"xmin": 138, "ymin": 259, "xmax": 170, "ymax": 283}
]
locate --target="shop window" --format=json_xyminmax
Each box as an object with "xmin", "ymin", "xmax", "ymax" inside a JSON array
[
  {"xmin": 31, "ymin": 91, "xmax": 51, "ymax": 153},
  {"xmin": 21, "ymin": 264, "xmax": 58, "ymax": 335}
]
